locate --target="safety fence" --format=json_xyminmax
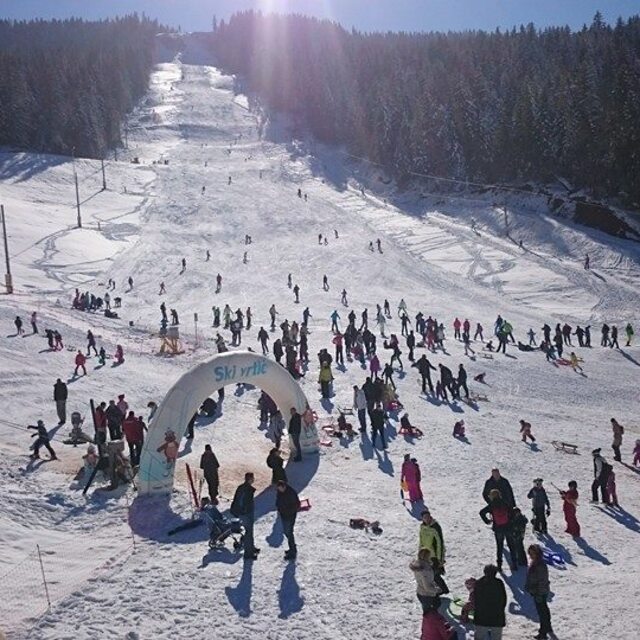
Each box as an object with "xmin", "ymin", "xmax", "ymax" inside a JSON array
[{"xmin": 0, "ymin": 539, "xmax": 136, "ymax": 639}]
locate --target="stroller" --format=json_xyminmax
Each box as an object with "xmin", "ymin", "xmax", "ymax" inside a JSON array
[{"xmin": 202, "ymin": 504, "xmax": 244, "ymax": 551}]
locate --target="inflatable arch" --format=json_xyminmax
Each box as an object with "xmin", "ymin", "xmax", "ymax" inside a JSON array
[{"xmin": 137, "ymin": 351, "xmax": 319, "ymax": 496}]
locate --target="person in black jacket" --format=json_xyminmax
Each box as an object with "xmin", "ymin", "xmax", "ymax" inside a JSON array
[
  {"xmin": 412, "ymin": 355, "xmax": 436, "ymax": 394},
  {"xmin": 267, "ymin": 448, "xmax": 287, "ymax": 484},
  {"xmin": 473, "ymin": 564, "xmax": 507, "ymax": 639},
  {"xmin": 53, "ymin": 378, "xmax": 68, "ymax": 425},
  {"xmin": 527, "ymin": 478, "xmax": 550, "ymax": 533},
  {"xmin": 483, "ymin": 468, "xmax": 516, "ymax": 508},
  {"xmin": 28, "ymin": 420, "xmax": 57, "ymax": 460},
  {"xmin": 105, "ymin": 400, "xmax": 123, "ymax": 440},
  {"xmin": 288, "ymin": 408, "xmax": 302, "ymax": 461},
  {"xmin": 480, "ymin": 489, "xmax": 518, "ymax": 572},
  {"xmin": 370, "ymin": 402, "xmax": 387, "ymax": 449},
  {"xmin": 230, "ymin": 473, "xmax": 259, "ymax": 560},
  {"xmin": 199, "ymin": 444, "xmax": 220, "ymax": 503},
  {"xmin": 457, "ymin": 364, "xmax": 469, "ymax": 399},
  {"xmin": 276, "ymin": 481, "xmax": 301, "ymax": 560}
]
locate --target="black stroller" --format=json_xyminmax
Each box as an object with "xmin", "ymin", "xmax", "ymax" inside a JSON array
[{"xmin": 203, "ymin": 505, "xmax": 244, "ymax": 551}]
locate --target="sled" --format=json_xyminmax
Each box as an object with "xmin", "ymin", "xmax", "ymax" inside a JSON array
[
  {"xmin": 478, "ymin": 352, "xmax": 494, "ymax": 359},
  {"xmin": 551, "ymin": 441, "xmax": 578, "ymax": 455},
  {"xmin": 542, "ymin": 548, "xmax": 566, "ymax": 567},
  {"xmin": 336, "ymin": 405, "xmax": 354, "ymax": 416},
  {"xmin": 449, "ymin": 597, "xmax": 474, "ymax": 622},
  {"xmin": 298, "ymin": 498, "xmax": 311, "ymax": 512},
  {"xmin": 469, "ymin": 393, "xmax": 489, "ymax": 402},
  {"xmin": 399, "ymin": 426, "xmax": 423, "ymax": 438}
]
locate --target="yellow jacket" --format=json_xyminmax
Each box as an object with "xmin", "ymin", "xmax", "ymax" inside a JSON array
[{"xmin": 419, "ymin": 522, "xmax": 445, "ymax": 563}]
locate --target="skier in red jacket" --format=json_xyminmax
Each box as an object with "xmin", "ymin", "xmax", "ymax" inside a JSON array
[{"xmin": 74, "ymin": 351, "xmax": 87, "ymax": 377}]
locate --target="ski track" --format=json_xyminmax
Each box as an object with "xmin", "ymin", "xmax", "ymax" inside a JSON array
[{"xmin": 0, "ymin": 48, "xmax": 639, "ymax": 640}]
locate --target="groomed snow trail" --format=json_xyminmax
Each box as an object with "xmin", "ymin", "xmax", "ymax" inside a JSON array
[{"xmin": 0, "ymin": 55, "xmax": 639, "ymax": 640}]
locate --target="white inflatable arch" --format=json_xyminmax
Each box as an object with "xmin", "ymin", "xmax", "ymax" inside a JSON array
[{"xmin": 137, "ymin": 351, "xmax": 319, "ymax": 496}]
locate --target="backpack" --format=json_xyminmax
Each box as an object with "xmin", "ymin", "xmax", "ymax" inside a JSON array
[{"xmin": 492, "ymin": 505, "xmax": 510, "ymax": 527}]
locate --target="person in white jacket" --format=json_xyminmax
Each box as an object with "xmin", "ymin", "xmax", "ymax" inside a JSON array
[
  {"xmin": 353, "ymin": 385, "xmax": 367, "ymax": 432},
  {"xmin": 409, "ymin": 548, "xmax": 441, "ymax": 614}
]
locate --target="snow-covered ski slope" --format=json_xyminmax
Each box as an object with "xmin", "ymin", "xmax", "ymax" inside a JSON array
[{"xmin": 0, "ymin": 47, "xmax": 639, "ymax": 639}]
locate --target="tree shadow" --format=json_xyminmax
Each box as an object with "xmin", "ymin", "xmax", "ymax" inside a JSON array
[
  {"xmin": 225, "ymin": 559, "xmax": 253, "ymax": 618},
  {"xmin": 278, "ymin": 562, "xmax": 304, "ymax": 619},
  {"xmin": 574, "ymin": 535, "xmax": 612, "ymax": 565}
]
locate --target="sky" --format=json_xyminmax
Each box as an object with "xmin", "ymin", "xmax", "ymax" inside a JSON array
[{"xmin": 2, "ymin": 0, "xmax": 639, "ymax": 33}]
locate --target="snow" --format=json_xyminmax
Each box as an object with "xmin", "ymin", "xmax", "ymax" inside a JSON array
[{"xmin": 0, "ymin": 50, "xmax": 639, "ymax": 640}]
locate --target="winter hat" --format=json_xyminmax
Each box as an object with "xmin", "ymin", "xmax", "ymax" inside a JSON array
[
  {"xmin": 534, "ymin": 478, "xmax": 543, "ymax": 483},
  {"xmin": 37, "ymin": 420, "xmax": 44, "ymax": 427},
  {"xmin": 592, "ymin": 448, "xmax": 601, "ymax": 456}
]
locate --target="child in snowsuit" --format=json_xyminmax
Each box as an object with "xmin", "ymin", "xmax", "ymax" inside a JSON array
[
  {"xmin": 527, "ymin": 479, "xmax": 550, "ymax": 533},
  {"xmin": 561, "ymin": 481, "xmax": 580, "ymax": 537},
  {"xmin": 606, "ymin": 471, "xmax": 619, "ymax": 507},
  {"xmin": 520, "ymin": 420, "xmax": 536, "ymax": 443}
]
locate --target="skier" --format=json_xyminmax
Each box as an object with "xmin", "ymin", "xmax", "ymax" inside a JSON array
[
  {"xmin": 181, "ymin": 257, "xmax": 186, "ymax": 273},
  {"xmin": 28, "ymin": 420, "xmax": 57, "ymax": 460},
  {"xmin": 353, "ymin": 385, "xmax": 367, "ymax": 432},
  {"xmin": 330, "ymin": 310, "xmax": 340, "ymax": 333},
  {"xmin": 474, "ymin": 322, "xmax": 484, "ymax": 341},
  {"xmin": 483, "ymin": 468, "xmax": 516, "ymax": 508},
  {"xmin": 276, "ymin": 481, "xmax": 301, "ymax": 560},
  {"xmin": 601, "ymin": 324, "xmax": 610, "ymax": 347},
  {"xmin": 457, "ymin": 364, "xmax": 469, "ymax": 399},
  {"xmin": 170, "ymin": 309, "xmax": 179, "ymax": 325},
  {"xmin": 559, "ymin": 481, "xmax": 580, "ymax": 537},
  {"xmin": 610, "ymin": 325, "xmax": 619, "ymax": 349},
  {"xmin": 14, "ymin": 316, "xmax": 23, "ymax": 336},
  {"xmin": 527, "ymin": 478, "xmax": 550, "ymax": 534},
  {"xmin": 246, "ymin": 307, "xmax": 252, "ymax": 330},
  {"xmin": 293, "ymin": 284, "xmax": 300, "ymax": 303},
  {"xmin": 86, "ymin": 330, "xmax": 98, "ymax": 356},
  {"xmin": 30, "ymin": 311, "xmax": 38, "ymax": 334},
  {"xmin": 200, "ymin": 444, "xmax": 220, "ymax": 503},
  {"xmin": 611, "ymin": 418, "xmax": 624, "ymax": 462},
  {"xmin": 258, "ymin": 327, "xmax": 269, "ymax": 354},
  {"xmin": 453, "ymin": 317, "xmax": 461, "ymax": 340},
  {"xmin": 590, "ymin": 448, "xmax": 611, "ymax": 503},
  {"xmin": 480, "ymin": 489, "xmax": 518, "ymax": 572},
  {"xmin": 230, "ymin": 473, "xmax": 259, "ymax": 561},
  {"xmin": 287, "ymin": 273, "xmax": 292, "ymax": 288},
  {"xmin": 206, "ymin": 249, "xmax": 211, "ymax": 261},
  {"xmin": 584, "ymin": 254, "xmax": 590, "ymax": 270},
  {"xmin": 525, "ymin": 545, "xmax": 553, "ymax": 640},
  {"xmin": 341, "ymin": 289, "xmax": 348, "ymax": 306},
  {"xmin": 159, "ymin": 281, "xmax": 166, "ymax": 295},
  {"xmin": 527, "ymin": 328, "xmax": 537, "ymax": 346},
  {"xmin": 519, "ymin": 419, "xmax": 536, "ymax": 444},
  {"xmin": 74, "ymin": 351, "xmax": 87, "ymax": 377},
  {"xmin": 584, "ymin": 325, "xmax": 591, "ymax": 347},
  {"xmin": 53, "ymin": 378, "xmax": 68, "ymax": 426},
  {"xmin": 128, "ymin": 276, "xmax": 134, "ymax": 290},
  {"xmin": 376, "ymin": 238, "xmax": 382, "ymax": 253},
  {"xmin": 370, "ymin": 402, "xmax": 387, "ymax": 449},
  {"xmin": 624, "ymin": 322, "xmax": 634, "ymax": 346},
  {"xmin": 216, "ymin": 273, "xmax": 222, "ymax": 293},
  {"xmin": 288, "ymin": 408, "xmax": 303, "ymax": 461},
  {"xmin": 384, "ymin": 299, "xmax": 391, "ymax": 318}
]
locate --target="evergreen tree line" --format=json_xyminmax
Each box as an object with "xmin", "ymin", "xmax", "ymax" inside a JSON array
[
  {"xmin": 211, "ymin": 11, "xmax": 640, "ymax": 204},
  {"xmin": 0, "ymin": 16, "xmax": 161, "ymax": 158}
]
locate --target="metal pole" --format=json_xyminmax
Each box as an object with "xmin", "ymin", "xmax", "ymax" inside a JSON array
[
  {"xmin": 101, "ymin": 159, "xmax": 107, "ymax": 191},
  {"xmin": 72, "ymin": 150, "xmax": 82, "ymax": 229},
  {"xmin": 1, "ymin": 205, "xmax": 13, "ymax": 294},
  {"xmin": 36, "ymin": 544, "xmax": 52, "ymax": 611}
]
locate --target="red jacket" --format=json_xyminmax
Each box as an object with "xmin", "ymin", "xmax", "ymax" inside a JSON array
[
  {"xmin": 123, "ymin": 417, "xmax": 144, "ymax": 443},
  {"xmin": 95, "ymin": 407, "xmax": 107, "ymax": 431},
  {"xmin": 421, "ymin": 610, "xmax": 456, "ymax": 640},
  {"xmin": 75, "ymin": 353, "xmax": 86, "ymax": 366}
]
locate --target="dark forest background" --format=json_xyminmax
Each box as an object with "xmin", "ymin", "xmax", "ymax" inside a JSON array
[
  {"xmin": 1, "ymin": 12, "xmax": 639, "ymax": 206},
  {"xmin": 0, "ymin": 15, "xmax": 160, "ymax": 158},
  {"xmin": 210, "ymin": 11, "xmax": 640, "ymax": 205}
]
